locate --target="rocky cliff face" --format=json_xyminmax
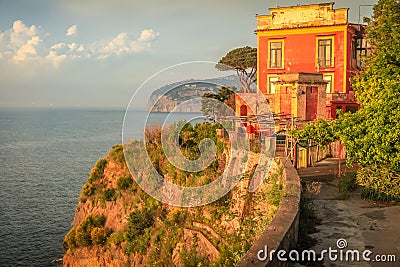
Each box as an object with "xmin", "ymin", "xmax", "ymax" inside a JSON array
[{"xmin": 62, "ymin": 141, "xmax": 284, "ymax": 266}]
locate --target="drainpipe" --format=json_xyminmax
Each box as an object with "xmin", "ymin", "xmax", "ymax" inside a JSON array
[
  {"xmin": 338, "ymin": 140, "xmax": 342, "ymax": 192},
  {"xmin": 293, "ymin": 139, "xmax": 298, "ymax": 169}
]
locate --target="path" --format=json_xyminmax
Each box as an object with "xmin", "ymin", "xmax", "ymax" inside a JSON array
[{"xmin": 294, "ymin": 158, "xmax": 400, "ymax": 267}]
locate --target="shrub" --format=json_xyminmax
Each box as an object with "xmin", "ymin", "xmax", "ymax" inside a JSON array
[
  {"xmin": 109, "ymin": 144, "xmax": 125, "ymax": 164},
  {"xmin": 82, "ymin": 183, "xmax": 95, "ymax": 196},
  {"xmin": 250, "ymin": 137, "xmax": 262, "ymax": 154},
  {"xmin": 180, "ymin": 247, "xmax": 210, "ymax": 266},
  {"xmin": 135, "ymin": 228, "xmax": 151, "ymax": 255},
  {"xmin": 361, "ymin": 187, "xmax": 400, "ymax": 202},
  {"xmin": 88, "ymin": 158, "xmax": 108, "ymax": 183},
  {"xmin": 267, "ymin": 172, "xmax": 284, "ymax": 206},
  {"xmin": 337, "ymin": 172, "xmax": 357, "ymax": 200},
  {"xmin": 117, "ymin": 176, "xmax": 133, "ymax": 190},
  {"xmin": 216, "ymin": 141, "xmax": 226, "ymax": 154},
  {"xmin": 63, "ymin": 214, "xmax": 109, "ymax": 251},
  {"xmin": 107, "ymin": 231, "xmax": 125, "ymax": 246},
  {"xmin": 126, "ymin": 209, "xmax": 154, "ymax": 241},
  {"xmin": 91, "ymin": 227, "xmax": 109, "ymax": 245},
  {"xmin": 166, "ymin": 209, "xmax": 186, "ymax": 226},
  {"xmin": 340, "ymin": 172, "xmax": 357, "ymax": 192},
  {"xmin": 75, "ymin": 224, "xmax": 92, "ymax": 247},
  {"xmin": 357, "ymin": 165, "xmax": 400, "ymax": 202},
  {"xmin": 89, "ymin": 214, "xmax": 107, "ymax": 227},
  {"xmin": 101, "ymin": 188, "xmax": 117, "ymax": 201},
  {"xmin": 62, "ymin": 229, "xmax": 77, "ymax": 252}
]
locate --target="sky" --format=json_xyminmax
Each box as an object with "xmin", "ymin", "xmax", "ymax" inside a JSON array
[{"xmin": 0, "ymin": 0, "xmax": 377, "ymax": 109}]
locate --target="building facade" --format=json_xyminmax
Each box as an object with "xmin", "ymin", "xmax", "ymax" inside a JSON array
[{"xmin": 256, "ymin": 2, "xmax": 366, "ymax": 120}]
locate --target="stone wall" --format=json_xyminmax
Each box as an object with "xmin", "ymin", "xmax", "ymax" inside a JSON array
[{"xmin": 236, "ymin": 159, "xmax": 301, "ymax": 267}]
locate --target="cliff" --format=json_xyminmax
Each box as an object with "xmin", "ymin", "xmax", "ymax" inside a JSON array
[{"xmin": 63, "ymin": 127, "xmax": 284, "ymax": 266}]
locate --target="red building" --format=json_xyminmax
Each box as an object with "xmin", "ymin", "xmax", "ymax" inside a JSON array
[{"xmin": 256, "ymin": 2, "xmax": 366, "ymax": 120}]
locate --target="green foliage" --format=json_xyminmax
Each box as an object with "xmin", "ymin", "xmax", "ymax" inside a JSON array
[
  {"xmin": 165, "ymin": 209, "xmax": 187, "ymax": 226},
  {"xmin": 343, "ymin": 0, "xmax": 400, "ymax": 199},
  {"xmin": 209, "ymin": 192, "xmax": 232, "ymax": 220},
  {"xmin": 346, "ymin": 0, "xmax": 400, "ymax": 169},
  {"xmin": 340, "ymin": 172, "xmax": 357, "ymax": 193},
  {"xmin": 101, "ymin": 188, "xmax": 117, "ymax": 202},
  {"xmin": 216, "ymin": 141, "xmax": 226, "ymax": 154},
  {"xmin": 88, "ymin": 158, "xmax": 108, "ymax": 183},
  {"xmin": 135, "ymin": 228, "xmax": 151, "ymax": 255},
  {"xmin": 145, "ymin": 120, "xmax": 228, "ymax": 187},
  {"xmin": 62, "ymin": 214, "xmax": 109, "ymax": 252},
  {"xmin": 291, "ymin": 119, "xmax": 338, "ymax": 147},
  {"xmin": 217, "ymin": 46, "xmax": 257, "ymax": 70},
  {"xmin": 215, "ymin": 243, "xmax": 249, "ymax": 267},
  {"xmin": 107, "ymin": 231, "xmax": 125, "ymax": 246},
  {"xmin": 201, "ymin": 86, "xmax": 235, "ymax": 121},
  {"xmin": 91, "ymin": 227, "xmax": 109, "ymax": 245},
  {"xmin": 75, "ymin": 224, "xmax": 92, "ymax": 247},
  {"xmin": 124, "ymin": 208, "xmax": 156, "ymax": 256},
  {"xmin": 126, "ymin": 209, "xmax": 155, "ymax": 242},
  {"xmin": 75, "ymin": 214, "xmax": 107, "ymax": 246},
  {"xmin": 357, "ymin": 164, "xmax": 400, "ymax": 201},
  {"xmin": 361, "ymin": 187, "xmax": 400, "ymax": 202},
  {"xmin": 62, "ymin": 229, "xmax": 77, "ymax": 252},
  {"xmin": 180, "ymin": 247, "xmax": 210, "ymax": 267},
  {"xmin": 250, "ymin": 137, "xmax": 262, "ymax": 154},
  {"xmin": 337, "ymin": 172, "xmax": 357, "ymax": 200},
  {"xmin": 117, "ymin": 176, "xmax": 133, "ymax": 190},
  {"xmin": 267, "ymin": 178, "xmax": 284, "ymax": 206},
  {"xmin": 217, "ymin": 46, "xmax": 257, "ymax": 93},
  {"xmin": 109, "ymin": 144, "xmax": 125, "ymax": 165},
  {"xmin": 82, "ymin": 183, "xmax": 96, "ymax": 196}
]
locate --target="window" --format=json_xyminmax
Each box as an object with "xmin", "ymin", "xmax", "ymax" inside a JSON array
[
  {"xmin": 355, "ymin": 38, "xmax": 368, "ymax": 69},
  {"xmin": 269, "ymin": 41, "xmax": 283, "ymax": 68},
  {"xmin": 345, "ymin": 105, "xmax": 359, "ymax": 113},
  {"xmin": 323, "ymin": 74, "xmax": 333, "ymax": 93},
  {"xmin": 268, "ymin": 76, "xmax": 279, "ymax": 94},
  {"xmin": 317, "ymin": 38, "xmax": 333, "ymax": 67},
  {"xmin": 352, "ymin": 40, "xmax": 357, "ymax": 59}
]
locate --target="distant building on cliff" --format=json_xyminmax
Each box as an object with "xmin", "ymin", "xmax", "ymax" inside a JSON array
[{"xmin": 254, "ymin": 2, "xmax": 367, "ymax": 120}]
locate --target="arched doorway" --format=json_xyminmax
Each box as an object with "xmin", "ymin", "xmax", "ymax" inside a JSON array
[{"xmin": 240, "ymin": 105, "xmax": 248, "ymax": 127}]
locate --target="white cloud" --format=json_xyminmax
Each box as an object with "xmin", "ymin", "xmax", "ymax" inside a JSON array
[
  {"xmin": 0, "ymin": 20, "xmax": 159, "ymax": 68},
  {"xmin": 50, "ymin": 42, "xmax": 65, "ymax": 50},
  {"xmin": 13, "ymin": 20, "xmax": 36, "ymax": 35},
  {"xmin": 138, "ymin": 29, "xmax": 160, "ymax": 42},
  {"xmin": 13, "ymin": 36, "xmax": 42, "ymax": 63},
  {"xmin": 94, "ymin": 29, "xmax": 160, "ymax": 59},
  {"xmin": 77, "ymin": 44, "xmax": 84, "ymax": 52},
  {"xmin": 7, "ymin": 20, "xmax": 38, "ymax": 49},
  {"xmin": 68, "ymin": 42, "xmax": 78, "ymax": 51},
  {"xmin": 66, "ymin": 25, "xmax": 78, "ymax": 36},
  {"xmin": 46, "ymin": 50, "xmax": 67, "ymax": 68}
]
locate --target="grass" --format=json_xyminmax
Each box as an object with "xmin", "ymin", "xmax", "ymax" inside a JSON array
[{"xmin": 336, "ymin": 172, "xmax": 357, "ymax": 200}]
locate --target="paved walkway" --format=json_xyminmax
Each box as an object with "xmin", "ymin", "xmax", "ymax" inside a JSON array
[{"xmin": 295, "ymin": 158, "xmax": 400, "ymax": 267}]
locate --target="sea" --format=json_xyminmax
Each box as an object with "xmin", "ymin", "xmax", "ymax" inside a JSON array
[{"xmin": 0, "ymin": 108, "xmax": 202, "ymax": 267}]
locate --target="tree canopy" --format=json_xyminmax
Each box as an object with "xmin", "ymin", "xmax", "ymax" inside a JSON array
[
  {"xmin": 292, "ymin": 0, "xmax": 400, "ymax": 200},
  {"xmin": 216, "ymin": 46, "xmax": 257, "ymax": 93}
]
